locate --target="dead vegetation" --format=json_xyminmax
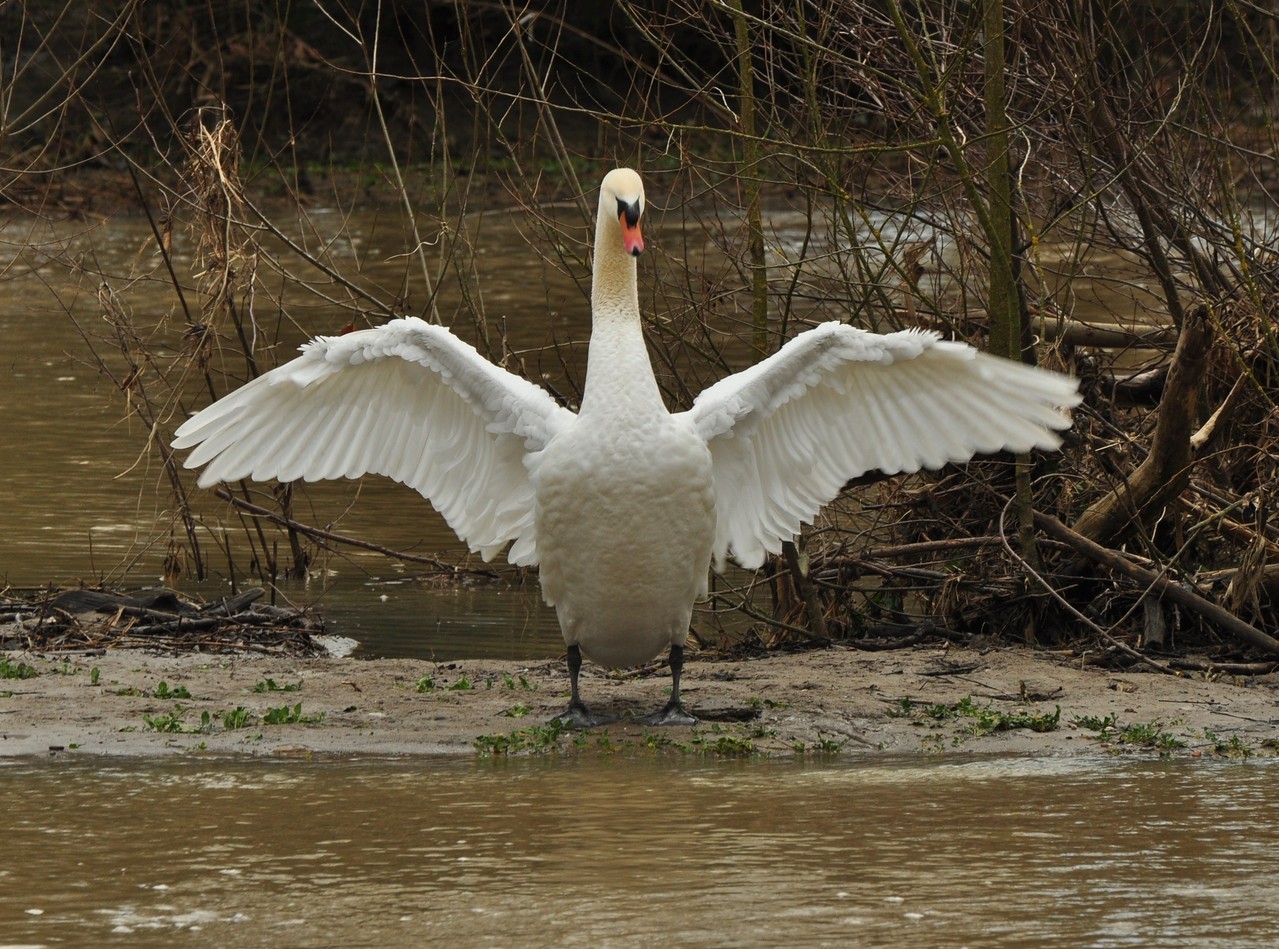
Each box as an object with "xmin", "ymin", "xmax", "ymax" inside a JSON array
[{"xmin": 0, "ymin": 587, "xmax": 326, "ymax": 656}]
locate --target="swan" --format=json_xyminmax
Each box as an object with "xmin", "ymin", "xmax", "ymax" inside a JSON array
[{"xmin": 173, "ymin": 168, "xmax": 1081, "ymax": 727}]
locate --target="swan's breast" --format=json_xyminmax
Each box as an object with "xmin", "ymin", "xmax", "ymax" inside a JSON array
[
  {"xmin": 533, "ymin": 414, "xmax": 713, "ymax": 554},
  {"xmin": 531, "ymin": 415, "xmax": 715, "ymax": 665}
]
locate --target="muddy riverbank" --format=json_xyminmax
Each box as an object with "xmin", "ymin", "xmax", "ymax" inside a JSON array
[{"xmin": 3, "ymin": 644, "xmax": 1276, "ymax": 760}]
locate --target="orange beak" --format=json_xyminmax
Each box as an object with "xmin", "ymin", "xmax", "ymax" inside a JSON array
[{"xmin": 620, "ymin": 214, "xmax": 644, "ymax": 256}]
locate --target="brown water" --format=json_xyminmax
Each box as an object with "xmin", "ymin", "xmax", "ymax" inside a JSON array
[
  {"xmin": 0, "ymin": 210, "xmax": 575, "ymax": 658},
  {"xmin": 3, "ymin": 754, "xmax": 1277, "ymax": 947}
]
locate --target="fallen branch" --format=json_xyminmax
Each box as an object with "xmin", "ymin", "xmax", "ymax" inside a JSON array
[
  {"xmin": 1036, "ymin": 513, "xmax": 1279, "ymax": 656},
  {"xmin": 1038, "ymin": 318, "xmax": 1179, "ymax": 349},
  {"xmin": 1166, "ymin": 658, "xmax": 1279, "ymax": 676},
  {"xmin": 858, "ymin": 536, "xmax": 1005, "ymax": 558},
  {"xmin": 997, "ymin": 504, "xmax": 1179, "ymax": 675},
  {"xmin": 127, "ymin": 611, "xmax": 301, "ymax": 637}
]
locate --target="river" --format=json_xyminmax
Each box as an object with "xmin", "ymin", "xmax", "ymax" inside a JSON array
[{"xmin": 4, "ymin": 753, "xmax": 1278, "ymax": 948}]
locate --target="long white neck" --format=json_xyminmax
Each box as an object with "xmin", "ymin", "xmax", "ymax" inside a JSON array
[{"xmin": 580, "ymin": 210, "xmax": 664, "ymax": 416}]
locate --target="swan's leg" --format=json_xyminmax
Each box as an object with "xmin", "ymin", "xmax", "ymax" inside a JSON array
[
  {"xmin": 552, "ymin": 645, "xmax": 609, "ymax": 728},
  {"xmin": 638, "ymin": 644, "xmax": 698, "ymax": 726}
]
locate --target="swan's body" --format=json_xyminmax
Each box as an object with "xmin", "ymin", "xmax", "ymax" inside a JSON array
[{"xmin": 174, "ymin": 168, "xmax": 1081, "ymax": 725}]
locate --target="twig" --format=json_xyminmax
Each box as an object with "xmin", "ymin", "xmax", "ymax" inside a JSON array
[
  {"xmin": 707, "ymin": 585, "xmax": 832, "ymax": 644},
  {"xmin": 211, "ymin": 488, "xmax": 503, "ymax": 578},
  {"xmin": 1071, "ymin": 306, "xmax": 1213, "ymax": 548}
]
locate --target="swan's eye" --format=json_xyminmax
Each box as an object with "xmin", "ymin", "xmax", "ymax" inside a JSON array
[{"xmin": 616, "ymin": 197, "xmax": 641, "ymax": 227}]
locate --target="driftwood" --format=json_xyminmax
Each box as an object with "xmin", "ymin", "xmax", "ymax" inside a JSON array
[
  {"xmin": 1167, "ymin": 658, "xmax": 1279, "ymax": 676},
  {"xmin": 1036, "ymin": 512, "xmax": 1279, "ymax": 656},
  {"xmin": 1104, "ymin": 366, "xmax": 1167, "ymax": 406},
  {"xmin": 1072, "ymin": 305, "xmax": 1213, "ymax": 548}
]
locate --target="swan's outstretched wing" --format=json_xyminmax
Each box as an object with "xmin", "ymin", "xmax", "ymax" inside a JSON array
[
  {"xmin": 677, "ymin": 323, "xmax": 1081, "ymax": 569},
  {"xmin": 173, "ymin": 316, "xmax": 574, "ymax": 565}
]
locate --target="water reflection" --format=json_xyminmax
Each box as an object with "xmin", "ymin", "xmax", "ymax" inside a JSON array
[
  {"xmin": 2, "ymin": 755, "xmax": 1277, "ymax": 948},
  {"xmin": 302, "ymin": 574, "xmax": 562, "ymax": 660}
]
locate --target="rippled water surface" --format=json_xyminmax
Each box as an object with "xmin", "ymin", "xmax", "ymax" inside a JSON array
[{"xmin": 3, "ymin": 755, "xmax": 1278, "ymax": 948}]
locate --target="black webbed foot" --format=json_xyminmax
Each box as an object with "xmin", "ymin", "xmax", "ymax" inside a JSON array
[
  {"xmin": 633, "ymin": 643, "xmax": 697, "ymax": 725},
  {"xmin": 554, "ymin": 644, "xmax": 615, "ymax": 728},
  {"xmin": 551, "ymin": 700, "xmax": 614, "ymax": 730},
  {"xmin": 635, "ymin": 701, "xmax": 698, "ymax": 727}
]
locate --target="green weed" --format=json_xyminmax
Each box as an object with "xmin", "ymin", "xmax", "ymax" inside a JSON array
[
  {"xmin": 0, "ymin": 657, "xmax": 38, "ymax": 680},
  {"xmin": 898, "ymin": 695, "xmax": 1061, "ymax": 736},
  {"xmin": 416, "ymin": 672, "xmax": 474, "ymax": 693},
  {"xmin": 1215, "ymin": 734, "xmax": 1254, "ymax": 759},
  {"xmin": 889, "ymin": 697, "xmax": 920, "ymax": 718},
  {"xmin": 142, "ymin": 706, "xmax": 191, "ymax": 733},
  {"xmin": 1074, "ymin": 715, "xmax": 1184, "ymax": 755},
  {"xmin": 967, "ymin": 704, "xmax": 1061, "ymax": 737},
  {"xmin": 690, "ymin": 724, "xmax": 757, "ymax": 757},
  {"xmin": 1072, "ymin": 713, "xmax": 1118, "ymax": 738},
  {"xmin": 638, "ymin": 729, "xmax": 675, "ymax": 750},
  {"xmin": 793, "ymin": 735, "xmax": 845, "ymax": 755},
  {"xmin": 473, "ymin": 720, "xmax": 568, "ymax": 755},
  {"xmin": 747, "ymin": 696, "xmax": 788, "ymax": 711},
  {"xmin": 704, "ymin": 735, "xmax": 755, "ymax": 756},
  {"xmin": 261, "ymin": 703, "xmax": 323, "ymax": 725},
  {"xmin": 252, "ymin": 678, "xmax": 302, "ymax": 694},
  {"xmin": 153, "ymin": 681, "xmax": 192, "ymax": 700}
]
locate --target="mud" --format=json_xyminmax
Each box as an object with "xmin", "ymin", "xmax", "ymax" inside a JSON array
[{"xmin": 2, "ymin": 645, "xmax": 1276, "ymax": 760}]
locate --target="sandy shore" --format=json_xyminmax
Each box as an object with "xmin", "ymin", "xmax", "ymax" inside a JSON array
[{"xmin": 2, "ymin": 645, "xmax": 1276, "ymax": 760}]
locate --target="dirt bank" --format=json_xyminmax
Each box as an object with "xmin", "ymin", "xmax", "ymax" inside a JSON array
[{"xmin": 2, "ymin": 645, "xmax": 1276, "ymax": 760}]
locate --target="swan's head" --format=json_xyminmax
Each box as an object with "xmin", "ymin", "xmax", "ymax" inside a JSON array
[{"xmin": 600, "ymin": 168, "xmax": 645, "ymax": 257}]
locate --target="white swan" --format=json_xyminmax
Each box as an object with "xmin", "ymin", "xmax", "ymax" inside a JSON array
[{"xmin": 173, "ymin": 168, "xmax": 1081, "ymax": 727}]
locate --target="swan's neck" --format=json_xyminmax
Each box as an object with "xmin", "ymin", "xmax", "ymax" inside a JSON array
[{"xmin": 581, "ymin": 217, "xmax": 664, "ymax": 417}]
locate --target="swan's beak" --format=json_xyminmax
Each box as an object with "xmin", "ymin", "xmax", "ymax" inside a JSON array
[{"xmin": 617, "ymin": 201, "xmax": 644, "ymax": 256}]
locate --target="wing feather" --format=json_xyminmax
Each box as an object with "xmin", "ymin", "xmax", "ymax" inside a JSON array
[
  {"xmin": 679, "ymin": 323, "xmax": 1081, "ymax": 569},
  {"xmin": 173, "ymin": 317, "xmax": 574, "ymax": 564}
]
